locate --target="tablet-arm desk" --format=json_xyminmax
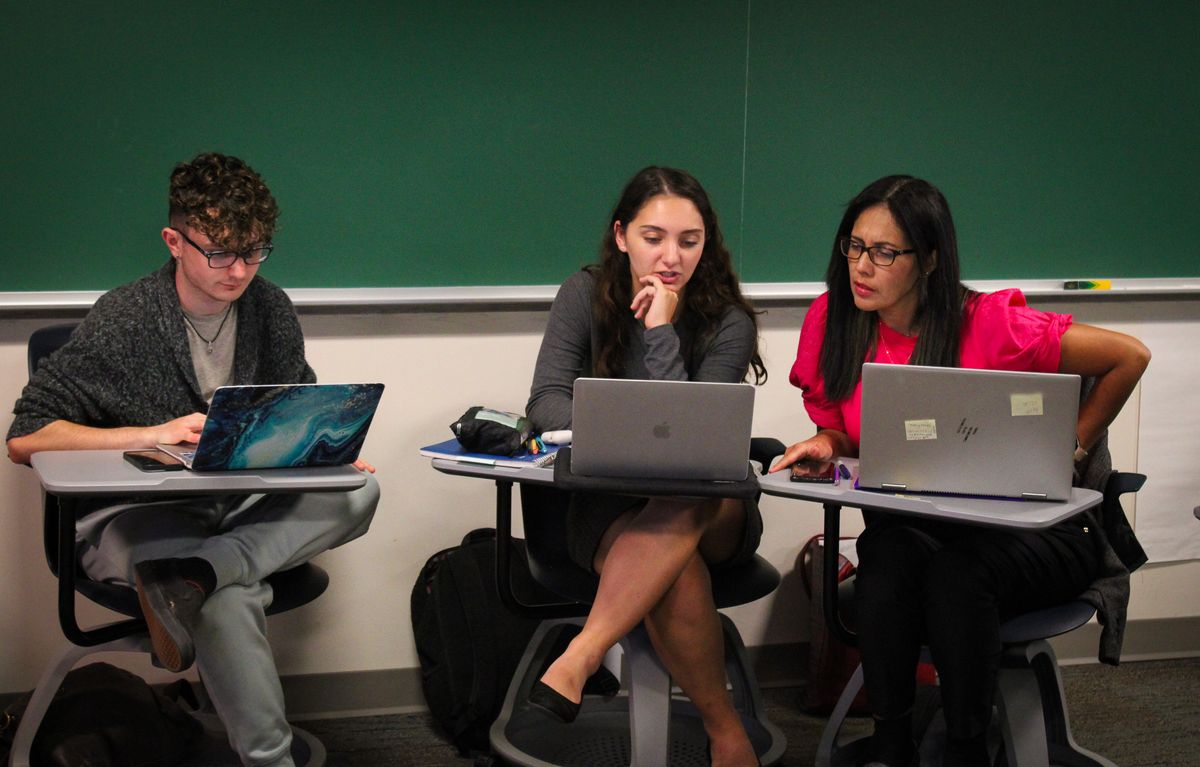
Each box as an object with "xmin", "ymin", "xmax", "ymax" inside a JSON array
[
  {"xmin": 30, "ymin": 450, "xmax": 366, "ymax": 646},
  {"xmin": 430, "ymin": 445, "xmax": 786, "ymax": 767},
  {"xmin": 757, "ymin": 472, "xmax": 1114, "ymax": 767},
  {"xmin": 757, "ymin": 473, "xmax": 1104, "ymax": 647},
  {"xmin": 16, "ymin": 449, "xmax": 366, "ymax": 767}
]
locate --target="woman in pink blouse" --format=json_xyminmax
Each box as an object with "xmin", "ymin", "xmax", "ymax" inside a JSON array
[{"xmin": 771, "ymin": 176, "xmax": 1149, "ymax": 767}]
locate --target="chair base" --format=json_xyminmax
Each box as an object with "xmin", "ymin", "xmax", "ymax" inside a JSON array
[
  {"xmin": 8, "ymin": 634, "xmax": 325, "ymax": 767},
  {"xmin": 491, "ymin": 617, "xmax": 786, "ymax": 767},
  {"xmin": 8, "ymin": 634, "xmax": 151, "ymax": 767},
  {"xmin": 993, "ymin": 639, "xmax": 1115, "ymax": 767},
  {"xmin": 815, "ymin": 640, "xmax": 1115, "ymax": 767}
]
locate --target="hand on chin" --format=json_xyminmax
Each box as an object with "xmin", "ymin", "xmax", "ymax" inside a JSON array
[{"xmin": 631, "ymin": 274, "xmax": 680, "ymax": 329}]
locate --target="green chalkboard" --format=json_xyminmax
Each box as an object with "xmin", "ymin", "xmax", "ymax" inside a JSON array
[
  {"xmin": 739, "ymin": 1, "xmax": 1200, "ymax": 284},
  {"xmin": 2, "ymin": 2, "xmax": 1196, "ymax": 294},
  {"xmin": 2, "ymin": 1, "xmax": 748, "ymax": 292}
]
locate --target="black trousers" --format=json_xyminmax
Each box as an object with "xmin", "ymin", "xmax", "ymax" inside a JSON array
[{"xmin": 853, "ymin": 512, "xmax": 1099, "ymax": 740}]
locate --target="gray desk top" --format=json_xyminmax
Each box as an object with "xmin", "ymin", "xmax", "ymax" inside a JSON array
[
  {"xmin": 431, "ymin": 455, "xmax": 1103, "ymax": 530},
  {"xmin": 31, "ymin": 450, "xmax": 368, "ymax": 496},
  {"xmin": 758, "ymin": 469, "xmax": 1102, "ymax": 531},
  {"xmin": 431, "ymin": 457, "xmax": 556, "ymax": 486}
]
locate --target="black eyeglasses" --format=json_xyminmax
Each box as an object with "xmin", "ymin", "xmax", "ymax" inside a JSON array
[
  {"xmin": 838, "ymin": 236, "xmax": 915, "ymax": 267},
  {"xmin": 171, "ymin": 227, "xmax": 273, "ymax": 269}
]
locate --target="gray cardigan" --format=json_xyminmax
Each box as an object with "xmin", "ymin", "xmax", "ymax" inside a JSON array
[
  {"xmin": 8, "ymin": 260, "xmax": 314, "ymax": 441},
  {"xmin": 526, "ymin": 269, "xmax": 757, "ymax": 432}
]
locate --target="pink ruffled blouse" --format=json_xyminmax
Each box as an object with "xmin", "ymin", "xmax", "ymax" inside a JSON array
[{"xmin": 789, "ymin": 290, "xmax": 1073, "ymax": 450}]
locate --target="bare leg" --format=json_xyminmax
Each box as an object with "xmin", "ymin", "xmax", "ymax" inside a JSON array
[
  {"xmin": 644, "ymin": 551, "xmax": 758, "ymax": 767},
  {"xmin": 539, "ymin": 497, "xmax": 758, "ymax": 767}
]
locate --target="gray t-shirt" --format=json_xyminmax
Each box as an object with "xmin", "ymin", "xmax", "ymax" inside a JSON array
[
  {"xmin": 182, "ymin": 304, "xmax": 238, "ymax": 403},
  {"xmin": 526, "ymin": 269, "xmax": 757, "ymax": 431}
]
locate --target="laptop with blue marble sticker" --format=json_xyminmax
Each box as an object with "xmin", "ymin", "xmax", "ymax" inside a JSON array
[{"xmin": 157, "ymin": 383, "xmax": 384, "ymax": 471}]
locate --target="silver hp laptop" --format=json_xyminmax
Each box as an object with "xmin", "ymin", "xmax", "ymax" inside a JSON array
[
  {"xmin": 858, "ymin": 363, "xmax": 1079, "ymax": 500},
  {"xmin": 158, "ymin": 383, "xmax": 384, "ymax": 471},
  {"xmin": 569, "ymin": 378, "xmax": 755, "ymax": 481}
]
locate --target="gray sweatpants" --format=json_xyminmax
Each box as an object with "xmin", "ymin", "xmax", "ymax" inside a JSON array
[{"xmin": 78, "ymin": 475, "xmax": 380, "ymax": 767}]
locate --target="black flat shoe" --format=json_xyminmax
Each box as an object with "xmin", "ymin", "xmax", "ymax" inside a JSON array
[{"xmin": 528, "ymin": 680, "xmax": 581, "ymax": 723}]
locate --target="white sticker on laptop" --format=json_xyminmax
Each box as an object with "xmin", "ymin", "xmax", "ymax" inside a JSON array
[
  {"xmin": 904, "ymin": 419, "xmax": 938, "ymax": 440},
  {"xmin": 1010, "ymin": 393, "xmax": 1044, "ymax": 416}
]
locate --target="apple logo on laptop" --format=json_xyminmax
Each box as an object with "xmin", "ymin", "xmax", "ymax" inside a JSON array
[{"xmin": 652, "ymin": 421, "xmax": 671, "ymax": 439}]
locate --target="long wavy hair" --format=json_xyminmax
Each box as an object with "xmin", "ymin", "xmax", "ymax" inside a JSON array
[
  {"xmin": 821, "ymin": 175, "xmax": 970, "ymax": 401},
  {"xmin": 589, "ymin": 166, "xmax": 766, "ymax": 384}
]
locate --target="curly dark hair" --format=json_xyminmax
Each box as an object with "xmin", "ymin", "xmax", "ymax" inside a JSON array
[
  {"xmin": 590, "ymin": 166, "xmax": 766, "ymax": 384},
  {"xmin": 168, "ymin": 152, "xmax": 279, "ymax": 250}
]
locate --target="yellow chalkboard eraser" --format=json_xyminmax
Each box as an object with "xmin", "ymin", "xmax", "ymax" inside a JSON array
[{"xmin": 1063, "ymin": 279, "xmax": 1112, "ymax": 290}]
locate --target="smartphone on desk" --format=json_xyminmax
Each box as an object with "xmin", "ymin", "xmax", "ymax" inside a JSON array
[
  {"xmin": 790, "ymin": 460, "xmax": 837, "ymax": 483},
  {"xmin": 123, "ymin": 450, "xmax": 185, "ymax": 471}
]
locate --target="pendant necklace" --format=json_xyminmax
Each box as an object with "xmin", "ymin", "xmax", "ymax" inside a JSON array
[
  {"xmin": 877, "ymin": 320, "xmax": 911, "ymax": 365},
  {"xmin": 182, "ymin": 305, "xmax": 233, "ymax": 354}
]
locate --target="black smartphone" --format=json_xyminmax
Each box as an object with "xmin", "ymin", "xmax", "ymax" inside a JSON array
[
  {"xmin": 790, "ymin": 460, "xmax": 837, "ymax": 483},
  {"xmin": 123, "ymin": 450, "xmax": 185, "ymax": 471}
]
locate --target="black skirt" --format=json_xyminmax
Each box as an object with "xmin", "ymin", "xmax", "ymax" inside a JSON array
[{"xmin": 565, "ymin": 490, "xmax": 764, "ymax": 573}]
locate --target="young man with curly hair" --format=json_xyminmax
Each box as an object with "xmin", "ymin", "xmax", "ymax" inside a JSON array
[{"xmin": 6, "ymin": 152, "xmax": 379, "ymax": 767}]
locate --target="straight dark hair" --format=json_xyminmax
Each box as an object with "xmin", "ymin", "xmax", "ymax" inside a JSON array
[
  {"xmin": 590, "ymin": 166, "xmax": 766, "ymax": 384},
  {"xmin": 821, "ymin": 175, "xmax": 971, "ymax": 401}
]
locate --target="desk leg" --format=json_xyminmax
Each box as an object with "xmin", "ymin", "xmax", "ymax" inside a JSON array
[
  {"xmin": 491, "ymin": 480, "xmax": 580, "ymax": 619},
  {"xmin": 53, "ymin": 494, "xmax": 144, "ymax": 646},
  {"xmin": 823, "ymin": 503, "xmax": 857, "ymax": 647}
]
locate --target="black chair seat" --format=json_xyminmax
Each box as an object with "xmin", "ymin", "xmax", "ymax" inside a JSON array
[
  {"xmin": 72, "ymin": 564, "xmax": 329, "ymax": 620},
  {"xmin": 824, "ymin": 578, "xmax": 1095, "ymax": 647},
  {"xmin": 999, "ymin": 598, "xmax": 1095, "ymax": 645}
]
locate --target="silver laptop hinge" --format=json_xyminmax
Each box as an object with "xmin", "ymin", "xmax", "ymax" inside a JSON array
[
  {"xmin": 1020, "ymin": 492, "xmax": 1049, "ymax": 500},
  {"xmin": 881, "ymin": 483, "xmax": 907, "ymax": 492}
]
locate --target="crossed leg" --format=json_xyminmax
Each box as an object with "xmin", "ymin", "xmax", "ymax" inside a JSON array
[{"xmin": 537, "ymin": 496, "xmax": 759, "ymax": 767}]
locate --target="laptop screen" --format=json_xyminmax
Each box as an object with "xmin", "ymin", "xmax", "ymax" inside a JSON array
[
  {"xmin": 162, "ymin": 383, "xmax": 384, "ymax": 471},
  {"xmin": 569, "ymin": 378, "xmax": 754, "ymax": 481},
  {"xmin": 857, "ymin": 364, "xmax": 1079, "ymax": 500}
]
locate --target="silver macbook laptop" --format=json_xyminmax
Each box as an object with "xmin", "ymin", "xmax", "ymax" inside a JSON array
[
  {"xmin": 857, "ymin": 363, "xmax": 1079, "ymax": 500},
  {"xmin": 158, "ymin": 383, "xmax": 385, "ymax": 471},
  {"xmin": 569, "ymin": 378, "xmax": 755, "ymax": 481}
]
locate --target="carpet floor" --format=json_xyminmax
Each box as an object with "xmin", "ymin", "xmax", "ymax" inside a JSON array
[{"xmin": 300, "ymin": 657, "xmax": 1199, "ymax": 766}]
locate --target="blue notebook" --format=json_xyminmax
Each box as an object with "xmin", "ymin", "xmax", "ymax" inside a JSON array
[{"xmin": 419, "ymin": 437, "xmax": 559, "ymax": 469}]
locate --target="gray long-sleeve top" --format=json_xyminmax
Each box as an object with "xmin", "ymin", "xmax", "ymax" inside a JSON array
[{"xmin": 525, "ymin": 269, "xmax": 756, "ymax": 431}]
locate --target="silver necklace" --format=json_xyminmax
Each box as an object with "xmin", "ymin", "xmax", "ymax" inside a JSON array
[
  {"xmin": 877, "ymin": 320, "xmax": 910, "ymax": 364},
  {"xmin": 181, "ymin": 305, "xmax": 233, "ymax": 354}
]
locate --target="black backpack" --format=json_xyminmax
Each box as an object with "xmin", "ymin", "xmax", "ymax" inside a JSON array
[
  {"xmin": 411, "ymin": 528, "xmax": 542, "ymax": 759},
  {"xmin": 0, "ymin": 662, "xmax": 203, "ymax": 767}
]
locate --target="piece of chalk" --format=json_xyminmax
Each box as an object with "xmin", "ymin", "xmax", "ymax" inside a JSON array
[{"xmin": 1063, "ymin": 279, "xmax": 1112, "ymax": 290}]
